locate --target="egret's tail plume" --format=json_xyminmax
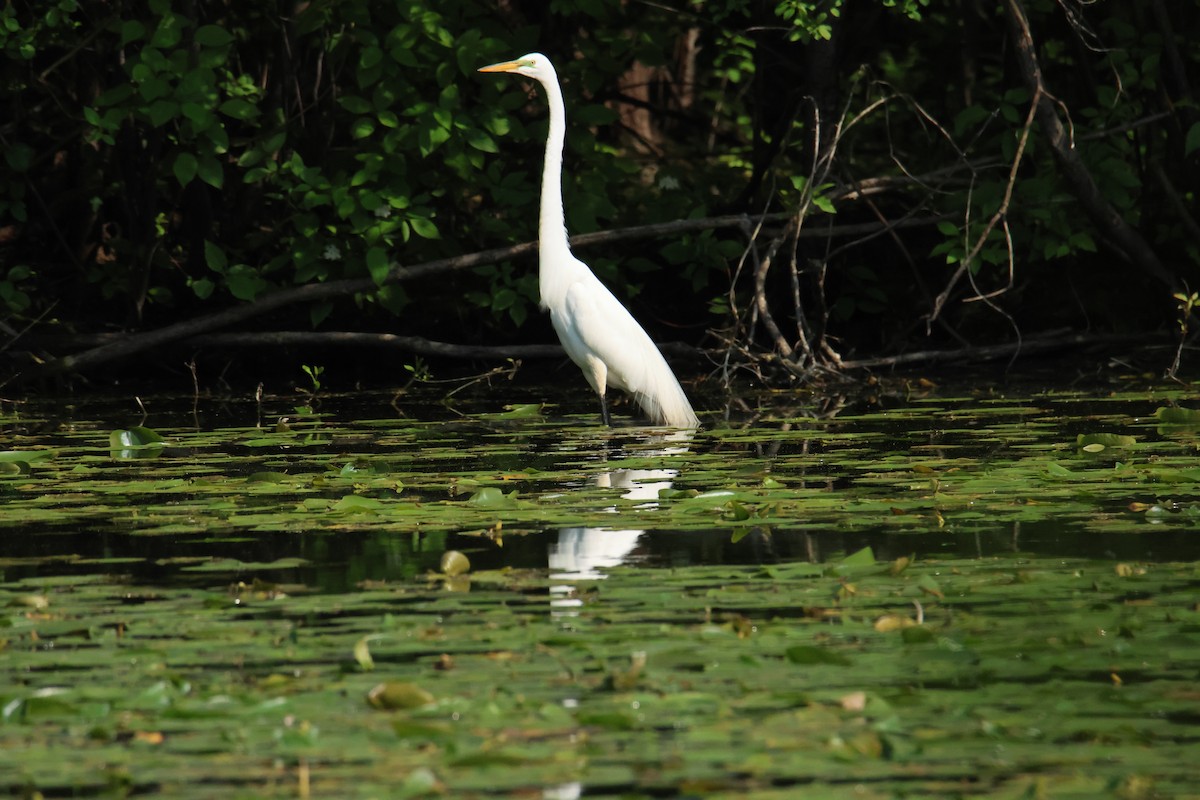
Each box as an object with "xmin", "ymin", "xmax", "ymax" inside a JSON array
[{"xmin": 634, "ymin": 376, "xmax": 699, "ymax": 429}]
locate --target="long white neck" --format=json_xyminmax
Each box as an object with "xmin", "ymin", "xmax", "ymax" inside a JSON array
[{"xmin": 537, "ymin": 70, "xmax": 571, "ymax": 263}]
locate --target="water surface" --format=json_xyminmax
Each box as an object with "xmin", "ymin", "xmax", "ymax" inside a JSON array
[{"xmin": 1, "ymin": 380, "xmax": 1197, "ymax": 797}]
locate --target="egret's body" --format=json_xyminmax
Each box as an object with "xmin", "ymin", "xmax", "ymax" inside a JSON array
[{"xmin": 479, "ymin": 53, "xmax": 699, "ymax": 428}]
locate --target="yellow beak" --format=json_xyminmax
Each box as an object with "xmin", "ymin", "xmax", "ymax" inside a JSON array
[{"xmin": 478, "ymin": 60, "xmax": 522, "ymax": 73}]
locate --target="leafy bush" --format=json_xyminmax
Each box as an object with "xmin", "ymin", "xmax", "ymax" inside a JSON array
[{"xmin": 0, "ymin": 0, "xmax": 1194, "ymax": 377}]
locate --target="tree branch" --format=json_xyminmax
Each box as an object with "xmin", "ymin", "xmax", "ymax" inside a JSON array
[
  {"xmin": 11, "ymin": 211, "xmax": 947, "ymax": 385},
  {"xmin": 186, "ymin": 331, "xmax": 567, "ymax": 360},
  {"xmin": 1004, "ymin": 0, "xmax": 1179, "ymax": 292}
]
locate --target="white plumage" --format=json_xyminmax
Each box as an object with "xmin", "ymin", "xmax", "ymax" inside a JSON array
[{"xmin": 479, "ymin": 53, "xmax": 699, "ymax": 428}]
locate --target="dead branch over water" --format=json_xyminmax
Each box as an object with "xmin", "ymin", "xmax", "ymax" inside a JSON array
[{"xmin": 7, "ymin": 211, "xmax": 946, "ymax": 386}]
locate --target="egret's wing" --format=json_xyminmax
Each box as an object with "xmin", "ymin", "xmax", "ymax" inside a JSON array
[{"xmin": 563, "ymin": 275, "xmax": 698, "ymax": 428}]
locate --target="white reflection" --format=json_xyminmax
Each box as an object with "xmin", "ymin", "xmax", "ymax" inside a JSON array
[
  {"xmin": 543, "ymin": 782, "xmax": 581, "ymax": 800},
  {"xmin": 549, "ymin": 430, "xmax": 693, "ymax": 612}
]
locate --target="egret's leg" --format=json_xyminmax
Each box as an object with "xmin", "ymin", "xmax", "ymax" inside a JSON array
[{"xmin": 598, "ymin": 393, "xmax": 613, "ymax": 427}]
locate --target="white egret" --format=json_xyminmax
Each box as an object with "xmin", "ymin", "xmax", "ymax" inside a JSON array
[{"xmin": 478, "ymin": 53, "xmax": 700, "ymax": 428}]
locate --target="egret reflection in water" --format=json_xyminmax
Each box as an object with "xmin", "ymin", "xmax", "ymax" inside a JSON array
[{"xmin": 549, "ymin": 430, "xmax": 692, "ymax": 611}]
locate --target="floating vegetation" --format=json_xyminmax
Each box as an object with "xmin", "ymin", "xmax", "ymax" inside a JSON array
[{"xmin": 0, "ymin": 384, "xmax": 1198, "ymax": 797}]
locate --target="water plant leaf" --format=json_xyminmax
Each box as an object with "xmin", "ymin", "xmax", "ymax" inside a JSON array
[
  {"xmin": 392, "ymin": 719, "xmax": 455, "ymax": 744},
  {"xmin": 330, "ymin": 495, "xmax": 386, "ymax": 514},
  {"xmin": 827, "ymin": 545, "xmax": 877, "ymax": 577},
  {"xmin": 245, "ymin": 471, "xmax": 297, "ymax": 484},
  {"xmin": 108, "ymin": 426, "xmax": 165, "ymax": 448},
  {"xmin": 1045, "ymin": 462, "xmax": 1077, "ymax": 478},
  {"xmin": 1077, "ymin": 433, "xmax": 1136, "ymax": 451},
  {"xmin": 3, "ymin": 388, "xmax": 1200, "ymax": 797},
  {"xmin": 0, "ymin": 450, "xmax": 55, "ymax": 463},
  {"xmin": 1153, "ymin": 406, "xmax": 1200, "ymax": 425},
  {"xmin": 467, "ymin": 487, "xmax": 519, "ymax": 508},
  {"xmin": 722, "ymin": 499, "xmax": 752, "ymax": 521},
  {"xmin": 482, "ymin": 403, "xmax": 543, "ymax": 419},
  {"xmin": 353, "ymin": 636, "xmax": 375, "ymax": 671},
  {"xmin": 439, "ymin": 550, "xmax": 470, "ymax": 576},
  {"xmin": 840, "ymin": 546, "xmax": 875, "ymax": 568},
  {"xmin": 367, "ymin": 682, "xmax": 434, "ymax": 710},
  {"xmin": 8, "ymin": 593, "xmax": 50, "ymax": 609},
  {"xmin": 874, "ymin": 614, "xmax": 916, "ymax": 632}
]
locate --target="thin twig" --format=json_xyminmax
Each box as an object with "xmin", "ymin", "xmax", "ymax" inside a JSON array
[{"xmin": 929, "ymin": 82, "xmax": 1038, "ymax": 324}]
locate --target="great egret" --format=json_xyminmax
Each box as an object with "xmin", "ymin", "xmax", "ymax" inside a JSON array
[{"xmin": 478, "ymin": 53, "xmax": 700, "ymax": 429}]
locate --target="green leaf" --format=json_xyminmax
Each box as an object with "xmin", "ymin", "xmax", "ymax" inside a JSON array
[
  {"xmin": 218, "ymin": 98, "xmax": 258, "ymax": 120},
  {"xmin": 722, "ymin": 499, "xmax": 752, "ymax": 521},
  {"xmin": 812, "ymin": 194, "xmax": 836, "ymax": 214},
  {"xmin": 119, "ymin": 20, "xmax": 146, "ymax": 45},
  {"xmin": 146, "ymin": 99, "xmax": 179, "ymax": 127},
  {"xmin": 1045, "ymin": 462, "xmax": 1077, "ymax": 478},
  {"xmin": 353, "ymin": 637, "xmax": 375, "ymax": 671},
  {"xmin": 1154, "ymin": 406, "xmax": 1200, "ymax": 425},
  {"xmin": 467, "ymin": 487, "xmax": 518, "ymax": 508},
  {"xmin": 440, "ymin": 550, "xmax": 470, "ymax": 576},
  {"xmin": 463, "ymin": 127, "xmax": 498, "ymax": 153},
  {"xmin": 4, "ymin": 143, "xmax": 34, "ymax": 173},
  {"xmin": 138, "ymin": 75, "xmax": 170, "ymax": 102},
  {"xmin": 109, "ymin": 427, "xmax": 165, "ymax": 448},
  {"xmin": 1185, "ymin": 122, "xmax": 1200, "ymax": 158},
  {"xmin": 331, "ymin": 495, "xmax": 385, "ymax": 514},
  {"xmin": 196, "ymin": 154, "xmax": 224, "ymax": 188},
  {"xmin": 180, "ymin": 102, "xmax": 213, "ymax": 127},
  {"xmin": 367, "ymin": 682, "xmax": 433, "ymax": 710},
  {"xmin": 359, "ymin": 45, "xmax": 383, "ymax": 71},
  {"xmin": 193, "ymin": 24, "xmax": 234, "ymax": 48},
  {"xmin": 481, "ymin": 403, "xmax": 542, "ymax": 420},
  {"xmin": 408, "ymin": 216, "xmax": 438, "ymax": 239},
  {"xmin": 337, "ymin": 95, "xmax": 372, "ymax": 114},
  {"xmin": 0, "ymin": 450, "xmax": 55, "ymax": 463},
  {"xmin": 173, "ymin": 152, "xmax": 198, "ymax": 186},
  {"xmin": 366, "ymin": 246, "xmax": 390, "ymax": 286},
  {"xmin": 245, "ymin": 471, "xmax": 293, "ymax": 483},
  {"xmin": 190, "ymin": 277, "xmax": 215, "ymax": 299},
  {"xmin": 203, "ymin": 240, "xmax": 227, "ymax": 273},
  {"xmin": 840, "ymin": 546, "xmax": 876, "ymax": 568},
  {"xmin": 1076, "ymin": 433, "xmax": 1136, "ymax": 451},
  {"xmin": 225, "ymin": 264, "xmax": 266, "ymax": 300}
]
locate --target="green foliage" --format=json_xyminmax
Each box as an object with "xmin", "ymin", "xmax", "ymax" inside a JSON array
[
  {"xmin": 0, "ymin": 2, "xmax": 511, "ymax": 326},
  {"xmin": 0, "ymin": 0, "xmax": 1193, "ymax": 367}
]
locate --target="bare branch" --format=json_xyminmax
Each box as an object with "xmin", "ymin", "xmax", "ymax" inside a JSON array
[
  {"xmin": 187, "ymin": 331, "xmax": 567, "ymax": 360},
  {"xmin": 1003, "ymin": 0, "xmax": 1179, "ymax": 292},
  {"xmin": 928, "ymin": 82, "xmax": 1037, "ymax": 324},
  {"xmin": 9, "ymin": 210, "xmax": 944, "ymax": 385}
]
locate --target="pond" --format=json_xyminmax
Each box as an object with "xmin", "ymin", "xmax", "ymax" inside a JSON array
[{"xmin": 2, "ymin": 378, "xmax": 1198, "ymax": 798}]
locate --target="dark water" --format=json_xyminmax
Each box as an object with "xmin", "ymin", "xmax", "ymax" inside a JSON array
[{"xmin": 4, "ymin": 383, "xmax": 1200, "ymax": 588}]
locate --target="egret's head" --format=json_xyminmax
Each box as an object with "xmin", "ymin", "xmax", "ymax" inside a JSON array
[{"xmin": 478, "ymin": 52, "xmax": 555, "ymax": 81}]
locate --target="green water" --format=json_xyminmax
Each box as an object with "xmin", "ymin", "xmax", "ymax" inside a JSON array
[{"xmin": 1, "ymin": 382, "xmax": 1198, "ymax": 798}]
